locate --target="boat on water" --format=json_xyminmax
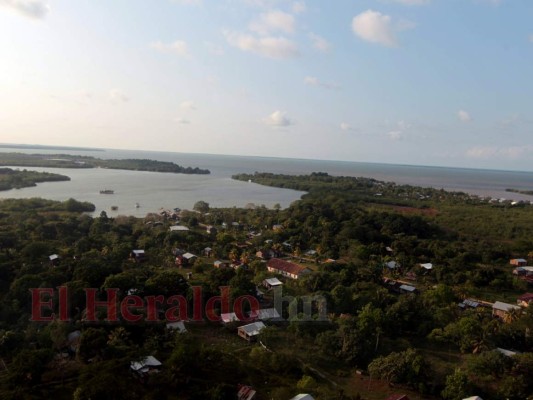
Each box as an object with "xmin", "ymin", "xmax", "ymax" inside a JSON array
[
  {"xmin": 135, "ymin": 203, "xmax": 140, "ymax": 208},
  {"xmin": 100, "ymin": 189, "xmax": 114, "ymax": 194},
  {"xmin": 111, "ymin": 206, "xmax": 118, "ymax": 211}
]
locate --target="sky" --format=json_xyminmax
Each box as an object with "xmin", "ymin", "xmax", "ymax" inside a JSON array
[{"xmin": 0, "ymin": 0, "xmax": 532, "ymax": 170}]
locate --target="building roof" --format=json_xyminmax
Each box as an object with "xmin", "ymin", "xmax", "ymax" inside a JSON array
[
  {"xmin": 264, "ymin": 277, "xmax": 283, "ymax": 286},
  {"xmin": 463, "ymin": 299, "xmax": 480, "ymax": 308},
  {"xmin": 462, "ymin": 397, "xmax": 483, "ymax": 400},
  {"xmin": 132, "ymin": 250, "xmax": 145, "ymax": 255},
  {"xmin": 386, "ymin": 261, "xmax": 400, "ymax": 269},
  {"xmin": 237, "ymin": 385, "xmax": 257, "ymax": 400},
  {"xmin": 238, "ymin": 321, "xmax": 266, "ymax": 336},
  {"xmin": 49, "ymin": 254, "xmax": 59, "ymax": 261},
  {"xmin": 290, "ymin": 395, "xmax": 315, "ymax": 400},
  {"xmin": 496, "ymin": 348, "xmax": 519, "ymax": 357},
  {"xmin": 420, "ymin": 263, "xmax": 433, "ymax": 270},
  {"xmin": 221, "ymin": 312, "xmax": 240, "ymax": 323},
  {"xmin": 249, "ymin": 308, "xmax": 281, "ymax": 321},
  {"xmin": 399, "ymin": 284, "xmax": 416, "ymax": 292},
  {"xmin": 493, "ymin": 301, "xmax": 521, "ymax": 312},
  {"xmin": 169, "ymin": 225, "xmax": 189, "ymax": 232},
  {"xmin": 166, "ymin": 321, "xmax": 187, "ymax": 333},
  {"xmin": 267, "ymin": 258, "xmax": 309, "ymax": 276},
  {"xmin": 182, "ymin": 252, "xmax": 197, "ymax": 259},
  {"xmin": 518, "ymin": 293, "xmax": 533, "ymax": 302},
  {"xmin": 130, "ymin": 356, "xmax": 162, "ymax": 372},
  {"xmin": 511, "ymin": 258, "xmax": 527, "ymax": 263}
]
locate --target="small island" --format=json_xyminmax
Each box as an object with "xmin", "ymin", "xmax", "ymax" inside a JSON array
[
  {"xmin": 0, "ymin": 167, "xmax": 70, "ymax": 191},
  {"xmin": 0, "ymin": 153, "xmax": 211, "ymax": 174}
]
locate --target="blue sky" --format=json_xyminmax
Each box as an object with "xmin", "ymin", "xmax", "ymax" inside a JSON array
[{"xmin": 0, "ymin": 0, "xmax": 532, "ymax": 170}]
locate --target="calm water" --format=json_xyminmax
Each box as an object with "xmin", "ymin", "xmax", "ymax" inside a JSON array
[{"xmin": 1, "ymin": 147, "xmax": 533, "ymax": 217}]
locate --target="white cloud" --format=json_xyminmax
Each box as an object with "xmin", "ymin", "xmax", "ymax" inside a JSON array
[
  {"xmin": 309, "ymin": 33, "xmax": 331, "ymax": 52},
  {"xmin": 109, "ymin": 89, "xmax": 129, "ymax": 103},
  {"xmin": 304, "ymin": 76, "xmax": 339, "ymax": 90},
  {"xmin": 458, "ymin": 110, "xmax": 471, "ymax": 122},
  {"xmin": 224, "ymin": 31, "xmax": 299, "ymax": 59},
  {"xmin": 387, "ymin": 130, "xmax": 403, "ymax": 140},
  {"xmin": 263, "ymin": 110, "xmax": 292, "ymax": 127},
  {"xmin": 249, "ymin": 10, "xmax": 295, "ymax": 35},
  {"xmin": 466, "ymin": 145, "xmax": 531, "ymax": 160},
  {"xmin": 388, "ymin": 0, "xmax": 430, "ymax": 5},
  {"xmin": 0, "ymin": 0, "xmax": 49, "ymax": 19},
  {"xmin": 292, "ymin": 1, "xmax": 306, "ymax": 13},
  {"xmin": 352, "ymin": 10, "xmax": 397, "ymax": 47},
  {"xmin": 180, "ymin": 100, "xmax": 197, "ymax": 110},
  {"xmin": 176, "ymin": 117, "xmax": 191, "ymax": 124},
  {"xmin": 340, "ymin": 122, "xmax": 353, "ymax": 131},
  {"xmin": 151, "ymin": 40, "xmax": 189, "ymax": 57}
]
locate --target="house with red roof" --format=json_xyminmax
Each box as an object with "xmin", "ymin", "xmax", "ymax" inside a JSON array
[
  {"xmin": 517, "ymin": 293, "xmax": 533, "ymax": 307},
  {"xmin": 266, "ymin": 258, "xmax": 311, "ymax": 280}
]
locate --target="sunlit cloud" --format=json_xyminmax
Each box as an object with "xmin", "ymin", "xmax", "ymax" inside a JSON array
[
  {"xmin": 151, "ymin": 40, "xmax": 190, "ymax": 57},
  {"xmin": 249, "ymin": 10, "xmax": 295, "ymax": 35},
  {"xmin": 0, "ymin": 0, "xmax": 49, "ymax": 19},
  {"xmin": 292, "ymin": 1, "xmax": 306, "ymax": 13},
  {"xmin": 458, "ymin": 110, "xmax": 471, "ymax": 122},
  {"xmin": 224, "ymin": 31, "xmax": 299, "ymax": 59},
  {"xmin": 309, "ymin": 33, "xmax": 331, "ymax": 52},
  {"xmin": 263, "ymin": 110, "xmax": 293, "ymax": 127},
  {"xmin": 352, "ymin": 10, "xmax": 397, "ymax": 47}
]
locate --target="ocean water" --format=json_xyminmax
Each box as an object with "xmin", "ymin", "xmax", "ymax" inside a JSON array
[{"xmin": 1, "ymin": 147, "xmax": 533, "ymax": 217}]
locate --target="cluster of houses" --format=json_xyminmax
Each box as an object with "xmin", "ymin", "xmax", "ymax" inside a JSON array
[{"xmin": 511, "ymin": 258, "xmax": 533, "ymax": 284}]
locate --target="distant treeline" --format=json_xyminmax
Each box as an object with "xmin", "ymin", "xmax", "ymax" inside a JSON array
[
  {"xmin": 0, "ymin": 153, "xmax": 210, "ymax": 174},
  {"xmin": 0, "ymin": 167, "xmax": 70, "ymax": 191},
  {"xmin": 0, "ymin": 197, "xmax": 95, "ymax": 212}
]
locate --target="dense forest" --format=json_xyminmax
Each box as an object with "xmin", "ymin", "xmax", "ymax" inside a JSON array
[
  {"xmin": 0, "ymin": 173, "xmax": 532, "ymax": 399},
  {"xmin": 0, "ymin": 168, "xmax": 70, "ymax": 191},
  {"xmin": 0, "ymin": 153, "xmax": 211, "ymax": 174}
]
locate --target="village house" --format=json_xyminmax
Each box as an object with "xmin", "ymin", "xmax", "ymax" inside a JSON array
[
  {"xmin": 492, "ymin": 301, "xmax": 521, "ymax": 320},
  {"xmin": 131, "ymin": 249, "xmax": 146, "ymax": 263},
  {"xmin": 221, "ymin": 312, "xmax": 240, "ymax": 324},
  {"xmin": 206, "ymin": 225, "xmax": 217, "ymax": 235},
  {"xmin": 213, "ymin": 260, "xmax": 228, "ymax": 269},
  {"xmin": 419, "ymin": 263, "xmax": 433, "ymax": 271},
  {"xmin": 266, "ymin": 258, "xmax": 311, "ymax": 280},
  {"xmin": 237, "ymin": 385, "xmax": 257, "ymax": 400},
  {"xmin": 237, "ymin": 321, "xmax": 266, "ymax": 341},
  {"xmin": 510, "ymin": 258, "xmax": 527, "ymax": 266},
  {"xmin": 49, "ymin": 254, "xmax": 60, "ymax": 266},
  {"xmin": 166, "ymin": 321, "xmax": 187, "ymax": 333},
  {"xmin": 169, "ymin": 225, "xmax": 189, "ymax": 232},
  {"xmin": 399, "ymin": 284, "xmax": 417, "ymax": 294},
  {"xmin": 517, "ymin": 293, "xmax": 533, "ymax": 307},
  {"xmin": 272, "ymin": 224, "xmax": 283, "ymax": 232},
  {"xmin": 204, "ymin": 247, "xmax": 213, "ymax": 257},
  {"xmin": 255, "ymin": 249, "xmax": 277, "ymax": 260},
  {"xmin": 513, "ymin": 266, "xmax": 533, "ymax": 276},
  {"xmin": 175, "ymin": 252, "xmax": 197, "ymax": 267},
  {"xmin": 130, "ymin": 355, "xmax": 162, "ymax": 378},
  {"xmin": 263, "ymin": 277, "xmax": 283, "ymax": 290},
  {"xmin": 385, "ymin": 261, "xmax": 400, "ymax": 270},
  {"xmin": 248, "ymin": 307, "xmax": 281, "ymax": 321}
]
